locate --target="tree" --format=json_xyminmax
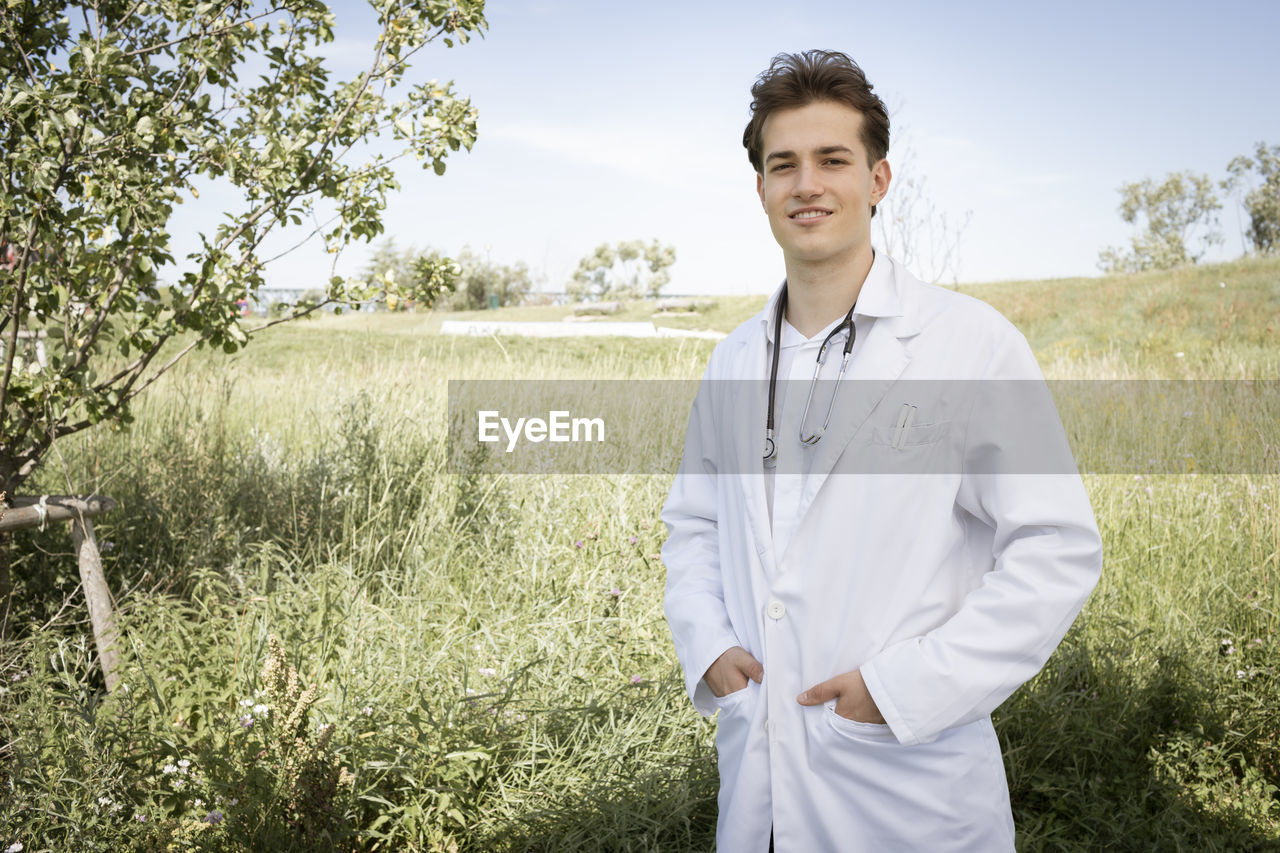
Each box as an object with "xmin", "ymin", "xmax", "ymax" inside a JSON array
[
  {"xmin": 361, "ymin": 238, "xmax": 419, "ymax": 301},
  {"xmin": 873, "ymin": 136, "xmax": 972, "ymax": 287},
  {"xmin": 445, "ymin": 246, "xmax": 533, "ymax": 310},
  {"xmin": 567, "ymin": 239, "xmax": 676, "ymax": 302},
  {"xmin": 361, "ymin": 238, "xmax": 459, "ymax": 311},
  {"xmin": 1097, "ymin": 171, "xmax": 1222, "ymax": 273},
  {"xmin": 0, "ymin": 0, "xmax": 485, "ymax": 496},
  {"xmin": 1224, "ymin": 141, "xmax": 1280, "ymax": 255}
]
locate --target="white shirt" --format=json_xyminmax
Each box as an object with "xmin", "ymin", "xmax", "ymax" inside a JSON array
[{"xmin": 765, "ymin": 311, "xmax": 861, "ymax": 561}]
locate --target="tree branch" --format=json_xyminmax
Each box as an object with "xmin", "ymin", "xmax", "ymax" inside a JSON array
[
  {"xmin": 123, "ymin": 2, "xmax": 278, "ymax": 59},
  {"xmin": 243, "ymin": 297, "xmax": 337, "ymax": 337},
  {"xmin": 0, "ymin": 219, "xmax": 43, "ymax": 446},
  {"xmin": 0, "ymin": 7, "xmax": 39, "ymax": 82}
]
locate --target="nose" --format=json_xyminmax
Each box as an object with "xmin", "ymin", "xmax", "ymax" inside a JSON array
[{"xmin": 791, "ymin": 161, "xmax": 824, "ymax": 199}]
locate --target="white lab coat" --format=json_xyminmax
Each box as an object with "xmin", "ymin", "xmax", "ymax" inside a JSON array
[{"xmin": 662, "ymin": 252, "xmax": 1103, "ymax": 852}]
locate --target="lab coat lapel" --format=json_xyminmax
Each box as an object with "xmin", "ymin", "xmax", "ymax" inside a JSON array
[{"xmin": 733, "ymin": 291, "xmax": 782, "ymax": 575}]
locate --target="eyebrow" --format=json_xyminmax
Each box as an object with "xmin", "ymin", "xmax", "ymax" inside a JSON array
[{"xmin": 764, "ymin": 145, "xmax": 857, "ymax": 165}]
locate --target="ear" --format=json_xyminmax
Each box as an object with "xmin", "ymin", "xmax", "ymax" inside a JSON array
[
  {"xmin": 871, "ymin": 158, "xmax": 892, "ymax": 207},
  {"xmin": 756, "ymin": 171, "xmax": 766, "ymax": 211}
]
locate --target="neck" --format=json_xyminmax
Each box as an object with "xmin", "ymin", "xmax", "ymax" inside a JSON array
[{"xmin": 783, "ymin": 244, "xmax": 875, "ymax": 338}]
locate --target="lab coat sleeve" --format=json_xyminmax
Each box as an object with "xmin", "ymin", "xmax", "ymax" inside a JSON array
[
  {"xmin": 662, "ymin": 367, "xmax": 742, "ymax": 717},
  {"xmin": 859, "ymin": 327, "xmax": 1103, "ymax": 746}
]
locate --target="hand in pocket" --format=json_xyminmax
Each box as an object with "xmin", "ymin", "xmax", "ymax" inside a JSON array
[{"xmin": 703, "ymin": 646, "xmax": 764, "ymax": 698}]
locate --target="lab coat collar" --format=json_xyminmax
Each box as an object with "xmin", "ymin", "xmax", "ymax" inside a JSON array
[{"xmin": 760, "ymin": 249, "xmax": 909, "ymax": 347}]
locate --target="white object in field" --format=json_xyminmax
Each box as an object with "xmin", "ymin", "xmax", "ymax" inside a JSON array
[{"xmin": 439, "ymin": 321, "xmax": 724, "ymax": 340}]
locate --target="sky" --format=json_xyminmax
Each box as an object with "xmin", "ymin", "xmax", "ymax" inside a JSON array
[{"xmin": 171, "ymin": 0, "xmax": 1280, "ymax": 296}]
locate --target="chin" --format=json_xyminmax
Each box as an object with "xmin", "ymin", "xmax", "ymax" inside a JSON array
[{"xmin": 786, "ymin": 244, "xmax": 841, "ymax": 263}]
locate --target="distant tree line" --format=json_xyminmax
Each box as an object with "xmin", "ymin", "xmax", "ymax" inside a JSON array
[
  {"xmin": 1100, "ymin": 141, "xmax": 1280, "ymax": 273},
  {"xmin": 358, "ymin": 237, "xmax": 677, "ymax": 309}
]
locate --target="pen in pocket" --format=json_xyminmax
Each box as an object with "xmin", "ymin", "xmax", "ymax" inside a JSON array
[{"xmin": 892, "ymin": 404, "xmax": 917, "ymax": 449}]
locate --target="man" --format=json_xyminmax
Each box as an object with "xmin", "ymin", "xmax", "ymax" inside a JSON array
[{"xmin": 661, "ymin": 50, "xmax": 1102, "ymax": 851}]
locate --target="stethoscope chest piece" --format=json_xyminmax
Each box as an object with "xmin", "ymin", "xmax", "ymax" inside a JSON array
[{"xmin": 763, "ymin": 432, "xmax": 777, "ymax": 468}]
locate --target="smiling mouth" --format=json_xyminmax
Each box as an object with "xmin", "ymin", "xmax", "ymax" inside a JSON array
[{"xmin": 789, "ymin": 209, "xmax": 831, "ymax": 221}]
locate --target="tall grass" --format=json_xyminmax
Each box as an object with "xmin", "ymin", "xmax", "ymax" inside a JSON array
[{"xmin": 1, "ymin": 257, "xmax": 1277, "ymax": 850}]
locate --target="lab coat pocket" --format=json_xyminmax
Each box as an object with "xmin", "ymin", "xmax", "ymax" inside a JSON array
[
  {"xmin": 712, "ymin": 682, "xmax": 754, "ymax": 713},
  {"xmin": 871, "ymin": 419, "xmax": 950, "ymax": 448},
  {"xmin": 806, "ymin": 712, "xmax": 1013, "ymax": 850},
  {"xmin": 859, "ymin": 420, "xmax": 953, "ymax": 476},
  {"xmin": 713, "ymin": 680, "xmax": 760, "ymax": 790},
  {"xmin": 825, "ymin": 704, "xmax": 898, "ymax": 743}
]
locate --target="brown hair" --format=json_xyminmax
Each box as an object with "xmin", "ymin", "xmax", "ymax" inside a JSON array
[{"xmin": 743, "ymin": 50, "xmax": 890, "ymax": 213}]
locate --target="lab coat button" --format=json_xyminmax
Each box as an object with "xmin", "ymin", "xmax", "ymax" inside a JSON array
[{"xmin": 766, "ymin": 600, "xmax": 785, "ymax": 620}]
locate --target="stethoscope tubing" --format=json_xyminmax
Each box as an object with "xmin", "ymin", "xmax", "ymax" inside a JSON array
[{"xmin": 764, "ymin": 283, "xmax": 857, "ymax": 465}]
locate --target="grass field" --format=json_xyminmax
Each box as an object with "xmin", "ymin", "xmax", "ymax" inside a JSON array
[{"xmin": 1, "ymin": 256, "xmax": 1278, "ymax": 851}]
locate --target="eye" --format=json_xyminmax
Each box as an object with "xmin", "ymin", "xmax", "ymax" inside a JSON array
[
  {"xmin": 825, "ymin": 158, "xmax": 847, "ymax": 166},
  {"xmin": 770, "ymin": 163, "xmax": 793, "ymax": 173}
]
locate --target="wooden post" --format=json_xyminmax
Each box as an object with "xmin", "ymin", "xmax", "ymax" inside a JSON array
[
  {"xmin": 70, "ymin": 515, "xmax": 120, "ymax": 692},
  {"xmin": 0, "ymin": 531, "xmax": 10, "ymax": 640},
  {"xmin": 0, "ymin": 495, "xmax": 119, "ymax": 690}
]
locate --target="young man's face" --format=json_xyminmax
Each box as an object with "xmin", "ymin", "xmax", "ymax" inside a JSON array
[{"xmin": 755, "ymin": 99, "xmax": 891, "ymax": 270}]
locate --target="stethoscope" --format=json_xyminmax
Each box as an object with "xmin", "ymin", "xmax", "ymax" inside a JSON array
[{"xmin": 763, "ymin": 283, "xmax": 858, "ymax": 469}]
